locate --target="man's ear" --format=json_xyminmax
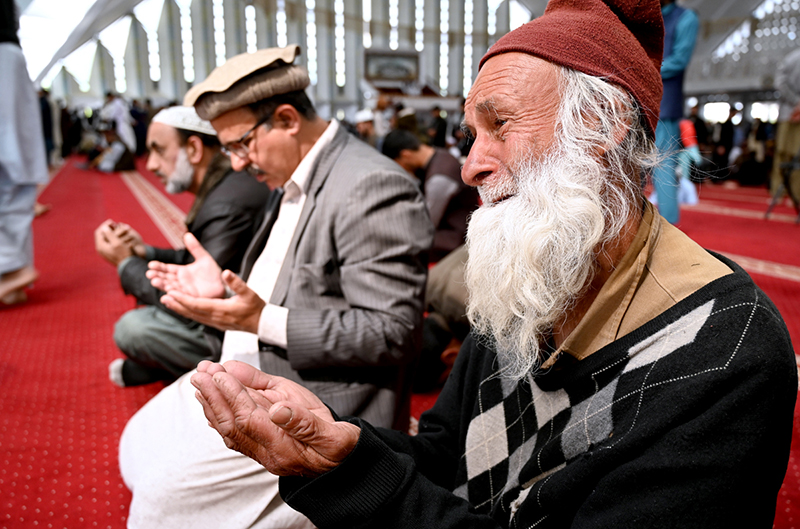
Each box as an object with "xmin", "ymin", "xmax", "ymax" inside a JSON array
[
  {"xmin": 186, "ymin": 135, "xmax": 204, "ymax": 164},
  {"xmin": 272, "ymin": 104, "xmax": 302, "ymax": 136}
]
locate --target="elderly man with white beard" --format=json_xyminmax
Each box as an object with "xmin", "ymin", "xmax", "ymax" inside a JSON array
[
  {"xmin": 94, "ymin": 106, "xmax": 270, "ymax": 387},
  {"xmin": 188, "ymin": 0, "xmax": 797, "ymax": 527}
]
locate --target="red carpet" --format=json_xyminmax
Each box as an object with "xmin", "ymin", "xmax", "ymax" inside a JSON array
[{"xmin": 1, "ymin": 168, "xmax": 799, "ymax": 528}]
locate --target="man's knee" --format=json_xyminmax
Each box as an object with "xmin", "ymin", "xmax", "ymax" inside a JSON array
[{"xmin": 114, "ymin": 309, "xmax": 147, "ymax": 354}]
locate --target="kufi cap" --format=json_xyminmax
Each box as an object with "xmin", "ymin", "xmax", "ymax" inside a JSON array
[
  {"xmin": 151, "ymin": 106, "xmax": 217, "ymax": 136},
  {"xmin": 184, "ymin": 45, "xmax": 310, "ymax": 121},
  {"xmin": 354, "ymin": 109, "xmax": 374, "ymax": 124},
  {"xmin": 479, "ymin": 0, "xmax": 664, "ymax": 138}
]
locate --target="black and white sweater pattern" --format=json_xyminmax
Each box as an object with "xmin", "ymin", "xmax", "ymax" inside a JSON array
[{"xmin": 283, "ymin": 256, "xmax": 797, "ymax": 529}]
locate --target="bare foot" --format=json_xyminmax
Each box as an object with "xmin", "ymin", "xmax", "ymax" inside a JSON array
[
  {"xmin": 34, "ymin": 203, "xmax": 51, "ymax": 217},
  {"xmin": 0, "ymin": 266, "xmax": 39, "ymax": 299},
  {"xmin": 1, "ymin": 288, "xmax": 27, "ymax": 306}
]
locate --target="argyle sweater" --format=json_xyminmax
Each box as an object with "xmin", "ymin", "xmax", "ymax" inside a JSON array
[{"xmin": 282, "ymin": 256, "xmax": 797, "ymax": 528}]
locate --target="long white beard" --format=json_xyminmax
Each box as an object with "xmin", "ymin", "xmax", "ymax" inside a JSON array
[
  {"xmin": 165, "ymin": 148, "xmax": 194, "ymax": 194},
  {"xmin": 465, "ymin": 142, "xmax": 632, "ymax": 380}
]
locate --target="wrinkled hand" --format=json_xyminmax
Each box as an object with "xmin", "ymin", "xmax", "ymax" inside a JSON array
[
  {"xmin": 159, "ymin": 269, "xmax": 265, "ymax": 333},
  {"xmin": 146, "ymin": 232, "xmax": 225, "ymax": 299},
  {"xmin": 113, "ymin": 222, "xmax": 146, "ymax": 258},
  {"xmin": 94, "ymin": 219, "xmax": 134, "ymax": 266},
  {"xmin": 191, "ymin": 361, "xmax": 361, "ymax": 477}
]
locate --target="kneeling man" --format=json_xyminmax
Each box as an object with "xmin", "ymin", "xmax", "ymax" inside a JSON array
[{"xmin": 95, "ymin": 106, "xmax": 270, "ymax": 386}]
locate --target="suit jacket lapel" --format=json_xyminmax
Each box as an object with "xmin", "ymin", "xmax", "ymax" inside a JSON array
[{"xmin": 270, "ymin": 126, "xmax": 350, "ymax": 305}]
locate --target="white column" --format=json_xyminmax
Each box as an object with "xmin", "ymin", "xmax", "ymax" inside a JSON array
[
  {"xmin": 493, "ymin": 0, "xmax": 510, "ymax": 44},
  {"xmin": 191, "ymin": 0, "xmax": 216, "ymax": 83},
  {"xmin": 285, "ymin": 0, "xmax": 305, "ymax": 49},
  {"xmin": 125, "ymin": 17, "xmax": 153, "ymax": 97},
  {"xmin": 421, "ymin": 0, "xmax": 438, "ymax": 88},
  {"xmin": 157, "ymin": 0, "xmax": 185, "ymax": 99},
  {"xmin": 448, "ymin": 0, "xmax": 463, "ymax": 97},
  {"xmin": 90, "ymin": 43, "xmax": 117, "ymax": 96},
  {"xmin": 254, "ymin": 0, "xmax": 276, "ymax": 49},
  {"xmin": 471, "ymin": 0, "xmax": 488, "ymax": 82},
  {"xmin": 370, "ymin": 0, "xmax": 388, "ymax": 50},
  {"xmin": 313, "ymin": 0, "xmax": 333, "ymax": 116},
  {"xmin": 397, "ymin": 0, "xmax": 413, "ymax": 51},
  {"xmin": 341, "ymin": 0, "xmax": 362, "ymax": 119},
  {"xmin": 223, "ymin": 0, "xmax": 246, "ymax": 58}
]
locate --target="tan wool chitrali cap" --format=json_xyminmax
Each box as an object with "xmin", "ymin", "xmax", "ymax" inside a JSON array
[{"xmin": 184, "ymin": 45, "xmax": 310, "ymax": 121}]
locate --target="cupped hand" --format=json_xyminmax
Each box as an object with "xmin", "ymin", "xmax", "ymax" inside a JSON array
[{"xmin": 191, "ymin": 361, "xmax": 361, "ymax": 477}]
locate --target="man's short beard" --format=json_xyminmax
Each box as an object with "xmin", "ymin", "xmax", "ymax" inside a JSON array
[
  {"xmin": 165, "ymin": 148, "xmax": 194, "ymax": 194},
  {"xmin": 465, "ymin": 138, "xmax": 637, "ymax": 380}
]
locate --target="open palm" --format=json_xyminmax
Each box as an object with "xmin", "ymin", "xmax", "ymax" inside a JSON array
[{"xmin": 147, "ymin": 232, "xmax": 225, "ymax": 299}]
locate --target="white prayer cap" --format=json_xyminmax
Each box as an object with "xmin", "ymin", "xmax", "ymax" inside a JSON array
[
  {"xmin": 354, "ymin": 109, "xmax": 374, "ymax": 124},
  {"xmin": 151, "ymin": 106, "xmax": 217, "ymax": 136}
]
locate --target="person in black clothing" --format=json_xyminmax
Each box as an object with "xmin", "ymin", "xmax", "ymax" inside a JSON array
[
  {"xmin": 94, "ymin": 106, "xmax": 271, "ymax": 387},
  {"xmin": 712, "ymin": 107, "xmax": 737, "ymax": 179},
  {"xmin": 38, "ymin": 89, "xmax": 54, "ymax": 168},
  {"xmin": 427, "ymin": 105, "xmax": 448, "ymax": 147}
]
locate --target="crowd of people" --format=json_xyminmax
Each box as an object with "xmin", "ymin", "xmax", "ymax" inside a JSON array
[{"xmin": 2, "ymin": 0, "xmax": 799, "ymax": 527}]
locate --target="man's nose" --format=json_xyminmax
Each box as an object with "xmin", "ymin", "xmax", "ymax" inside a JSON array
[
  {"xmin": 145, "ymin": 154, "xmax": 157, "ymax": 173},
  {"xmin": 461, "ymin": 144, "xmax": 495, "ymax": 188},
  {"xmin": 229, "ymin": 152, "xmax": 250, "ymax": 172}
]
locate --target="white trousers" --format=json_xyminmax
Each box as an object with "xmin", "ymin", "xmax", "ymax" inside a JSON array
[{"xmin": 119, "ymin": 370, "xmax": 315, "ymax": 529}]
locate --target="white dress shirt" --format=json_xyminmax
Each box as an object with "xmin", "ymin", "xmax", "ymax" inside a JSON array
[{"xmin": 220, "ymin": 120, "xmax": 339, "ymax": 367}]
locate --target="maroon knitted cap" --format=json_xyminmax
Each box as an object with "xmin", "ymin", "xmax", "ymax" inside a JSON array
[{"xmin": 479, "ymin": 0, "xmax": 664, "ymax": 138}]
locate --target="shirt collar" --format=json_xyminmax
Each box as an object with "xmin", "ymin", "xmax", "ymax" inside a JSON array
[
  {"xmin": 552, "ymin": 201, "xmax": 661, "ymax": 363},
  {"xmin": 284, "ymin": 119, "xmax": 339, "ymax": 196}
]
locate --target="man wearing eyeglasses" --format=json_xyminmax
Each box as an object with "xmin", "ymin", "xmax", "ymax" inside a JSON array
[{"xmin": 119, "ymin": 46, "xmax": 434, "ymax": 529}]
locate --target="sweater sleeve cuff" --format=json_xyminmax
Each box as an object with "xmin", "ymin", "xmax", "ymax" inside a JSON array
[{"xmin": 280, "ymin": 419, "xmax": 411, "ymax": 528}]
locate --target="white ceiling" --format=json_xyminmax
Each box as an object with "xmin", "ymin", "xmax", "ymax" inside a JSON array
[{"xmin": 16, "ymin": 0, "xmax": 781, "ymax": 89}]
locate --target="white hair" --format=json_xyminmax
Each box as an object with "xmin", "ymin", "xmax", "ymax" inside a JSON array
[
  {"xmin": 165, "ymin": 147, "xmax": 194, "ymax": 194},
  {"xmin": 465, "ymin": 65, "xmax": 657, "ymax": 380}
]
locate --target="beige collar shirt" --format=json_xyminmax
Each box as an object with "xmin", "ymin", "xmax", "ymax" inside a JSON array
[{"xmin": 551, "ymin": 202, "xmax": 732, "ymax": 365}]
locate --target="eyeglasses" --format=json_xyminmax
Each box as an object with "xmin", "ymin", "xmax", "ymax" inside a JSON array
[{"xmin": 221, "ymin": 116, "xmax": 271, "ymax": 158}]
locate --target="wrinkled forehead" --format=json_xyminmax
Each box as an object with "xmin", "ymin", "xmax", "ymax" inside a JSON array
[{"xmin": 464, "ymin": 54, "xmax": 561, "ymax": 125}]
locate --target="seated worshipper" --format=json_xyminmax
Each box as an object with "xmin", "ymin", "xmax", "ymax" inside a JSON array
[
  {"xmin": 94, "ymin": 106, "xmax": 271, "ymax": 387},
  {"xmin": 100, "ymin": 91, "xmax": 137, "ymax": 154},
  {"xmin": 120, "ymin": 45, "xmax": 433, "ymax": 529},
  {"xmin": 382, "ymin": 129, "xmax": 479, "ymax": 262},
  {"xmin": 354, "ymin": 108, "xmax": 380, "ymax": 150},
  {"xmin": 88, "ymin": 120, "xmax": 135, "ymax": 173},
  {"xmin": 190, "ymin": 3, "xmax": 798, "ymax": 528}
]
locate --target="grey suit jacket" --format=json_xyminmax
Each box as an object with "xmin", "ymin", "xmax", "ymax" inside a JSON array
[{"xmin": 240, "ymin": 125, "xmax": 434, "ymax": 431}]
